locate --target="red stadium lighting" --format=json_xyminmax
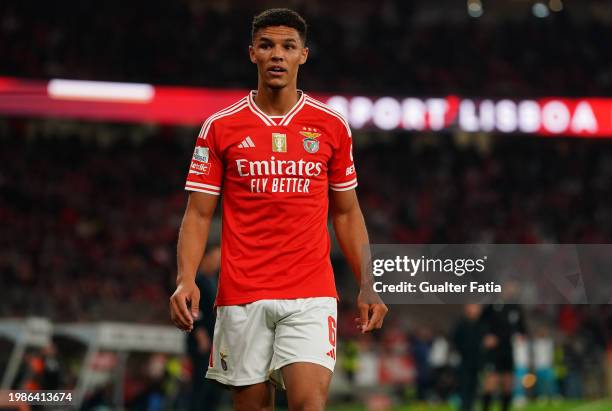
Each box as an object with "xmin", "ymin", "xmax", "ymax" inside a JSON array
[{"xmin": 1, "ymin": 76, "xmax": 612, "ymax": 137}]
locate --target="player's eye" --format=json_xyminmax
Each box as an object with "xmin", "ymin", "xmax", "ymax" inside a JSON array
[{"xmin": 284, "ymin": 44, "xmax": 295, "ymax": 50}]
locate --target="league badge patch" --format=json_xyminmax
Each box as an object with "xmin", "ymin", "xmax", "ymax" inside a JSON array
[
  {"xmin": 193, "ymin": 147, "xmax": 209, "ymax": 163},
  {"xmin": 272, "ymin": 133, "xmax": 287, "ymax": 152}
]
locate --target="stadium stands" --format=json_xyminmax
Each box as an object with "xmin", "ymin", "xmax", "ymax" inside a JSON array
[
  {"xmin": 1, "ymin": 0, "xmax": 611, "ymax": 96},
  {"xmin": 2, "ymin": 121, "xmax": 612, "ymax": 322}
]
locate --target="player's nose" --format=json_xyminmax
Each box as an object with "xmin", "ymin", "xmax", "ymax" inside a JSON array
[{"xmin": 271, "ymin": 44, "xmax": 284, "ymax": 60}]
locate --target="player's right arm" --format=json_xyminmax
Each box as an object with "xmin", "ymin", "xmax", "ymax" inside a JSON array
[
  {"xmin": 170, "ymin": 192, "xmax": 219, "ymax": 331},
  {"xmin": 171, "ymin": 117, "xmax": 224, "ymax": 331}
]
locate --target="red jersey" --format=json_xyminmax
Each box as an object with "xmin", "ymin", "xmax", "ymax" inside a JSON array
[{"xmin": 185, "ymin": 91, "xmax": 357, "ymax": 306}]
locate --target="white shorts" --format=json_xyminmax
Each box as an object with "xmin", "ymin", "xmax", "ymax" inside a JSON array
[{"xmin": 205, "ymin": 297, "xmax": 337, "ymax": 388}]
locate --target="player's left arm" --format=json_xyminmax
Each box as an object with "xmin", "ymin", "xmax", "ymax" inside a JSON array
[{"xmin": 330, "ymin": 189, "xmax": 388, "ymax": 333}]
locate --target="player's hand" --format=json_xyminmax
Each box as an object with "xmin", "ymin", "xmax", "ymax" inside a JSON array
[
  {"xmin": 356, "ymin": 291, "xmax": 388, "ymax": 333},
  {"xmin": 169, "ymin": 281, "xmax": 200, "ymax": 332}
]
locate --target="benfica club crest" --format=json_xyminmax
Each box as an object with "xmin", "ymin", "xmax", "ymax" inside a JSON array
[
  {"xmin": 300, "ymin": 127, "xmax": 321, "ymax": 154},
  {"xmin": 303, "ymin": 138, "xmax": 319, "ymax": 153},
  {"xmin": 220, "ymin": 351, "xmax": 228, "ymax": 371}
]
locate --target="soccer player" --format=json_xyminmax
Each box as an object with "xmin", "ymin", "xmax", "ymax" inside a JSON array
[
  {"xmin": 452, "ymin": 304, "xmax": 486, "ymax": 411},
  {"xmin": 480, "ymin": 304, "xmax": 527, "ymax": 411},
  {"xmin": 169, "ymin": 8, "xmax": 388, "ymax": 411}
]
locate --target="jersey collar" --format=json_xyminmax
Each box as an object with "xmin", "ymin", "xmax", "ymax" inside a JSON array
[{"xmin": 248, "ymin": 90, "xmax": 306, "ymax": 127}]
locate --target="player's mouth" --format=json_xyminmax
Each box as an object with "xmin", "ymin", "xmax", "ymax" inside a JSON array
[{"xmin": 267, "ymin": 66, "xmax": 287, "ymax": 77}]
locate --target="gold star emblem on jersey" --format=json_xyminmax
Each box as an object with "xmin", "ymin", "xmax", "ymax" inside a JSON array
[
  {"xmin": 272, "ymin": 133, "xmax": 287, "ymax": 152},
  {"xmin": 299, "ymin": 126, "xmax": 321, "ymax": 139}
]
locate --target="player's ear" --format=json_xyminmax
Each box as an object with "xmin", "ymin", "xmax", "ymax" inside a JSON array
[
  {"xmin": 249, "ymin": 45, "xmax": 257, "ymax": 64},
  {"xmin": 299, "ymin": 46, "xmax": 309, "ymax": 65}
]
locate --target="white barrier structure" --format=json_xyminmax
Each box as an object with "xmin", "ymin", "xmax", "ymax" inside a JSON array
[
  {"xmin": 0, "ymin": 317, "xmax": 53, "ymax": 390},
  {"xmin": 53, "ymin": 322, "xmax": 185, "ymax": 409}
]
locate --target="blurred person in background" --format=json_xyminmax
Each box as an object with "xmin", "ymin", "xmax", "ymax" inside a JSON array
[
  {"xmin": 354, "ymin": 333, "xmax": 380, "ymax": 394},
  {"xmin": 379, "ymin": 322, "xmax": 414, "ymax": 401},
  {"xmin": 187, "ymin": 245, "xmax": 223, "ymax": 411},
  {"xmin": 411, "ymin": 326, "xmax": 433, "ymax": 401},
  {"xmin": 560, "ymin": 330, "xmax": 586, "ymax": 398},
  {"xmin": 39, "ymin": 343, "xmax": 61, "ymax": 390},
  {"xmin": 480, "ymin": 304, "xmax": 527, "ymax": 411},
  {"xmin": 452, "ymin": 304, "xmax": 486, "ymax": 411},
  {"xmin": 14, "ymin": 343, "xmax": 62, "ymax": 391},
  {"xmin": 429, "ymin": 331, "xmax": 454, "ymax": 402},
  {"xmin": 607, "ymin": 342, "xmax": 612, "ymax": 399},
  {"xmin": 533, "ymin": 326, "xmax": 557, "ymax": 402},
  {"xmin": 339, "ymin": 338, "xmax": 359, "ymax": 402},
  {"xmin": 579, "ymin": 307, "xmax": 608, "ymax": 398},
  {"xmin": 512, "ymin": 329, "xmax": 530, "ymax": 406}
]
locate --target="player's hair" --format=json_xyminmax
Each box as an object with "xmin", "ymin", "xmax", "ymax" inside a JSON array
[{"xmin": 251, "ymin": 8, "xmax": 307, "ymax": 45}]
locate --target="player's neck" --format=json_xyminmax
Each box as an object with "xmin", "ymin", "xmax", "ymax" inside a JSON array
[{"xmin": 253, "ymin": 85, "xmax": 300, "ymax": 117}]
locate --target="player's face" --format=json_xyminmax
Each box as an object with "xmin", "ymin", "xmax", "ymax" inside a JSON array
[{"xmin": 249, "ymin": 26, "xmax": 308, "ymax": 90}]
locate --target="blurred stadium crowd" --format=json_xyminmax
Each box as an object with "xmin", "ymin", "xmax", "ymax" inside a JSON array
[
  {"xmin": 2, "ymin": 118, "xmax": 612, "ymax": 406},
  {"xmin": 0, "ymin": 122, "xmax": 184, "ymax": 323},
  {"xmin": 2, "ymin": 0, "xmax": 612, "ymax": 96},
  {"xmin": 2, "ymin": 121, "xmax": 612, "ymax": 322}
]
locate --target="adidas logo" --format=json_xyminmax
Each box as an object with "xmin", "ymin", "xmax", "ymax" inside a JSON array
[
  {"xmin": 238, "ymin": 136, "xmax": 256, "ymax": 148},
  {"xmin": 326, "ymin": 349, "xmax": 336, "ymax": 360}
]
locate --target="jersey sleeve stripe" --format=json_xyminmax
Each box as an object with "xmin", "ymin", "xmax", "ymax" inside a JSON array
[
  {"xmin": 186, "ymin": 182, "xmax": 221, "ymax": 191},
  {"xmin": 199, "ymin": 101, "xmax": 248, "ymax": 140},
  {"xmin": 329, "ymin": 178, "xmax": 357, "ymax": 188},
  {"xmin": 198, "ymin": 97, "xmax": 246, "ymax": 138},
  {"xmin": 198, "ymin": 96, "xmax": 247, "ymax": 137},
  {"xmin": 329, "ymin": 181, "xmax": 358, "ymax": 191},
  {"xmin": 185, "ymin": 186, "xmax": 222, "ymax": 195},
  {"xmin": 305, "ymin": 97, "xmax": 352, "ymax": 137}
]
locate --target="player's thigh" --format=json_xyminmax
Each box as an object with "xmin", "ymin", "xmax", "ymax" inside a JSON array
[
  {"xmin": 281, "ymin": 362, "xmax": 332, "ymax": 411},
  {"xmin": 272, "ymin": 297, "xmax": 338, "ymax": 372},
  {"xmin": 207, "ymin": 303, "xmax": 275, "ymax": 386},
  {"xmin": 272, "ymin": 298, "xmax": 336, "ymax": 409},
  {"xmin": 232, "ymin": 382, "xmax": 275, "ymax": 411}
]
